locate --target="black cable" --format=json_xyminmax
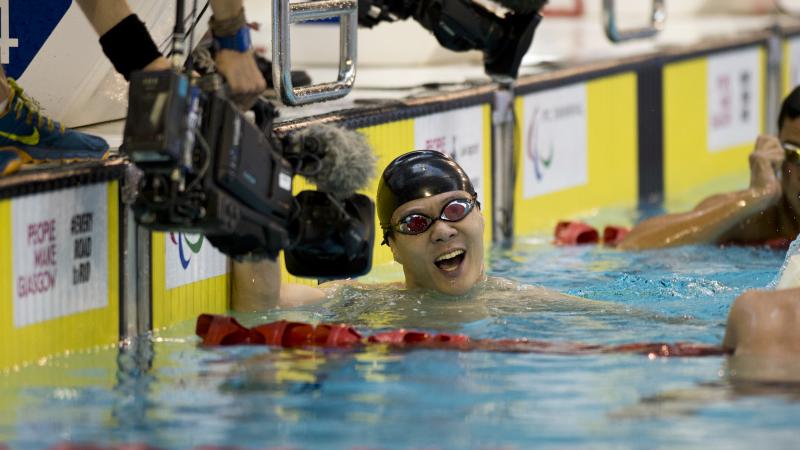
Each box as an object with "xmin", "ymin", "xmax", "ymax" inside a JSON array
[
  {"xmin": 186, "ymin": 0, "xmax": 199, "ymax": 75},
  {"xmin": 158, "ymin": 1, "xmax": 209, "ymax": 53}
]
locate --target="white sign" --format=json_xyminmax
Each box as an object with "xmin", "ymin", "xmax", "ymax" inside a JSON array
[
  {"xmin": 787, "ymin": 36, "xmax": 800, "ymax": 93},
  {"xmin": 164, "ymin": 233, "xmax": 228, "ymax": 290},
  {"xmin": 521, "ymin": 83, "xmax": 588, "ymax": 199},
  {"xmin": 12, "ymin": 184, "xmax": 109, "ymax": 327},
  {"xmin": 707, "ymin": 47, "xmax": 761, "ymax": 152},
  {"xmin": 414, "ymin": 106, "xmax": 486, "ymax": 200}
]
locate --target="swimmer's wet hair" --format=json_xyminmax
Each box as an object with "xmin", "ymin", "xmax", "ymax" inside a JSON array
[{"xmin": 779, "ymin": 85, "xmax": 800, "ymax": 131}]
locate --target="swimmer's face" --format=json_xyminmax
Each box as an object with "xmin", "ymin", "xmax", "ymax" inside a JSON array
[
  {"xmin": 387, "ymin": 190, "xmax": 484, "ymax": 296},
  {"xmin": 779, "ymin": 117, "xmax": 800, "ymax": 214}
]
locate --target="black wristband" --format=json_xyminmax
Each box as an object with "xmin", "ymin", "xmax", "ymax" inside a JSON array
[{"xmin": 99, "ymin": 14, "xmax": 162, "ymax": 81}]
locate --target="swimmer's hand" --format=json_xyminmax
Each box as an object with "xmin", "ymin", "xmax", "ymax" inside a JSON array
[{"xmin": 749, "ymin": 135, "xmax": 784, "ymax": 200}]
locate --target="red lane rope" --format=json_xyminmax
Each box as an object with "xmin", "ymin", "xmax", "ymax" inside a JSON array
[{"xmin": 195, "ymin": 314, "xmax": 729, "ymax": 357}]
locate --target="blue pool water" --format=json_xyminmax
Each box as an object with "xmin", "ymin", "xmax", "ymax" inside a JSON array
[{"xmin": 1, "ymin": 221, "xmax": 798, "ymax": 449}]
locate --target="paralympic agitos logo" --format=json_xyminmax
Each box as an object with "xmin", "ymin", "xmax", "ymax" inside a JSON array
[
  {"xmin": 170, "ymin": 233, "xmax": 204, "ymax": 270},
  {"xmin": 526, "ymin": 107, "xmax": 555, "ymax": 181}
]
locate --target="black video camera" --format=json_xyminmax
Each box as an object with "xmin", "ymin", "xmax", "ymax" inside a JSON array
[{"xmin": 120, "ymin": 70, "xmax": 374, "ymax": 278}]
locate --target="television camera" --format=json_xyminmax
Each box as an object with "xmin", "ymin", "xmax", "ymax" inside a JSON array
[{"xmin": 120, "ymin": 71, "xmax": 375, "ymax": 279}]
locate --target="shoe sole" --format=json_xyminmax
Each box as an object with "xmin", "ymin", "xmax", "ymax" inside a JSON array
[{"xmin": 1, "ymin": 158, "xmax": 21, "ymax": 176}]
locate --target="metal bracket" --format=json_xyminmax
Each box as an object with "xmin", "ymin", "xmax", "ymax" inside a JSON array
[
  {"xmin": 603, "ymin": 0, "xmax": 666, "ymax": 42},
  {"xmin": 272, "ymin": 0, "xmax": 357, "ymax": 105}
]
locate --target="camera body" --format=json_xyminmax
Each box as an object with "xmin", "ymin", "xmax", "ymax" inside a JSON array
[
  {"xmin": 357, "ymin": 0, "xmax": 543, "ymax": 80},
  {"xmin": 121, "ymin": 70, "xmax": 374, "ymax": 277}
]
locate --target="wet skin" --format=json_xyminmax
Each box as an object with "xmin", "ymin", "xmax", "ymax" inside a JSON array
[
  {"xmin": 779, "ymin": 117, "xmax": 800, "ymax": 219},
  {"xmin": 725, "ymin": 117, "xmax": 800, "ymax": 243},
  {"xmin": 387, "ymin": 190, "xmax": 485, "ymax": 296}
]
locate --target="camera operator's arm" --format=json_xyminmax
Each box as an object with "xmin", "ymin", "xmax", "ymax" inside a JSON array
[
  {"xmin": 76, "ymin": 0, "xmax": 171, "ymax": 76},
  {"xmin": 77, "ymin": 0, "xmax": 264, "ymax": 105},
  {"xmin": 208, "ymin": 0, "xmax": 266, "ymax": 109},
  {"xmin": 232, "ymin": 259, "xmax": 327, "ymax": 312}
]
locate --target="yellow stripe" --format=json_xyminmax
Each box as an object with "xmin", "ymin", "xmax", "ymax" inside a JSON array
[
  {"xmin": 663, "ymin": 52, "xmax": 757, "ymax": 199},
  {"xmin": 514, "ymin": 73, "xmax": 638, "ymax": 235},
  {"xmin": 150, "ymin": 231, "xmax": 229, "ymax": 330},
  {"xmin": 482, "ymin": 104, "xmax": 493, "ymax": 247},
  {"xmin": 0, "ymin": 198, "xmax": 13, "ymax": 368},
  {"xmin": 0, "ymin": 182, "xmax": 119, "ymax": 370},
  {"xmin": 784, "ymin": 40, "xmax": 792, "ymax": 97}
]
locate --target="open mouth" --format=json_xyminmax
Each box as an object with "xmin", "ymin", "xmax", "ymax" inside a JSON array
[{"xmin": 434, "ymin": 249, "xmax": 466, "ymax": 272}]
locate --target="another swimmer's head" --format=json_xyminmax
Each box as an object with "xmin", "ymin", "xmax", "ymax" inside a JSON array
[
  {"xmin": 377, "ymin": 150, "xmax": 485, "ymax": 295},
  {"xmin": 778, "ymin": 86, "xmax": 800, "ymax": 213}
]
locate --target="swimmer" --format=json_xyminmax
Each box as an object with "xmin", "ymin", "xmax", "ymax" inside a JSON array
[
  {"xmin": 232, "ymin": 150, "xmax": 599, "ymax": 321},
  {"xmin": 723, "ymin": 236, "xmax": 800, "ymax": 360},
  {"xmin": 618, "ymin": 86, "xmax": 800, "ymax": 250}
]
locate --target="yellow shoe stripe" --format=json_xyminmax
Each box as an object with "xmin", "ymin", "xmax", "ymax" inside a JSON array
[{"xmin": 0, "ymin": 127, "xmax": 39, "ymax": 146}]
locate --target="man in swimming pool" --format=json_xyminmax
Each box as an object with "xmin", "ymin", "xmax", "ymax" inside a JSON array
[
  {"xmin": 617, "ymin": 87, "xmax": 800, "ymax": 250},
  {"xmin": 723, "ymin": 287, "xmax": 800, "ymax": 358},
  {"xmin": 232, "ymin": 150, "xmax": 577, "ymax": 312}
]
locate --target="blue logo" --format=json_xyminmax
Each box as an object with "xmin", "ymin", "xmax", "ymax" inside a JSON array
[
  {"xmin": 170, "ymin": 233, "xmax": 205, "ymax": 270},
  {"xmin": 3, "ymin": 0, "xmax": 72, "ymax": 78}
]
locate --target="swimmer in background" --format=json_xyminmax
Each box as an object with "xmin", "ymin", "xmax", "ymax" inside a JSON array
[
  {"xmin": 232, "ymin": 150, "xmax": 618, "ymax": 328},
  {"xmin": 723, "ymin": 237, "xmax": 800, "ymax": 362},
  {"xmin": 617, "ymin": 86, "xmax": 800, "ymax": 250}
]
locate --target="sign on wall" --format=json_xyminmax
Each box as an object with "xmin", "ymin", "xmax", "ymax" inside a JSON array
[
  {"xmin": 521, "ymin": 83, "xmax": 588, "ymax": 199},
  {"xmin": 164, "ymin": 233, "xmax": 228, "ymax": 290},
  {"xmin": 414, "ymin": 105, "xmax": 486, "ymax": 200},
  {"xmin": 12, "ymin": 184, "xmax": 109, "ymax": 327},
  {"xmin": 707, "ymin": 46, "xmax": 761, "ymax": 152}
]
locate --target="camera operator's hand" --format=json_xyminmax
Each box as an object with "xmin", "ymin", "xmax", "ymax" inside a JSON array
[
  {"xmin": 215, "ymin": 48, "xmax": 266, "ymax": 110},
  {"xmin": 749, "ymin": 135, "xmax": 784, "ymax": 201}
]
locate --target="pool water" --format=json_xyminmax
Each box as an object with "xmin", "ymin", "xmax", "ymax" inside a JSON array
[{"xmin": 1, "ymin": 212, "xmax": 798, "ymax": 449}]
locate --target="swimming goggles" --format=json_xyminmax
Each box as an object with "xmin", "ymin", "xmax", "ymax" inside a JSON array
[
  {"xmin": 783, "ymin": 141, "xmax": 800, "ymax": 161},
  {"xmin": 388, "ymin": 196, "xmax": 479, "ymax": 236}
]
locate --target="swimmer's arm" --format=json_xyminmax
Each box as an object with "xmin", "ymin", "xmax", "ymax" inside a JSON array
[
  {"xmin": 525, "ymin": 285, "xmax": 586, "ymax": 301},
  {"xmin": 231, "ymin": 258, "xmax": 326, "ymax": 312},
  {"xmin": 620, "ymin": 136, "xmax": 784, "ymax": 250},
  {"xmin": 617, "ymin": 188, "xmax": 779, "ymax": 250},
  {"xmin": 723, "ymin": 288, "xmax": 800, "ymax": 356}
]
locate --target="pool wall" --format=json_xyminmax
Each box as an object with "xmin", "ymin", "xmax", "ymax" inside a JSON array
[{"xmin": 2, "ymin": 25, "xmax": 800, "ymax": 369}]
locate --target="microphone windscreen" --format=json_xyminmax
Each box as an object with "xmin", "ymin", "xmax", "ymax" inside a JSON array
[{"xmin": 291, "ymin": 124, "xmax": 377, "ymax": 198}]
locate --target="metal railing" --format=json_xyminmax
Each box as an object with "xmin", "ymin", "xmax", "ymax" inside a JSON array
[
  {"xmin": 272, "ymin": 0, "xmax": 357, "ymax": 105},
  {"xmin": 603, "ymin": 0, "xmax": 666, "ymax": 42}
]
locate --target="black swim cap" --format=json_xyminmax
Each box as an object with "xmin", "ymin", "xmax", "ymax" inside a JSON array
[{"xmin": 377, "ymin": 150, "xmax": 476, "ymax": 233}]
